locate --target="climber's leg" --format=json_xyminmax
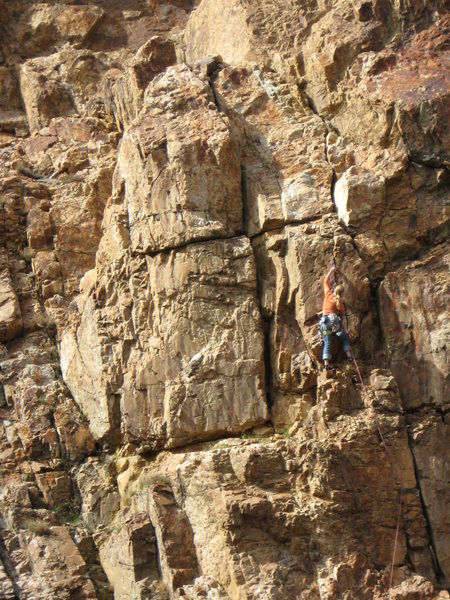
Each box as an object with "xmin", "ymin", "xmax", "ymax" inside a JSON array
[{"xmin": 322, "ymin": 333, "xmax": 332, "ymax": 367}]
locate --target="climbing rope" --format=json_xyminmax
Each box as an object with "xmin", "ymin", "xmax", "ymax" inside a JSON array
[
  {"xmin": 322, "ymin": 252, "xmax": 403, "ymax": 594},
  {"xmin": 349, "ymin": 348, "xmax": 404, "ymax": 597}
]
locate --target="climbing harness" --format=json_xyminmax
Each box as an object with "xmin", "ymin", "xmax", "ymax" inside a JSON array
[
  {"xmin": 319, "ymin": 313, "xmax": 342, "ymax": 336},
  {"xmin": 349, "ymin": 345, "xmax": 404, "ymax": 598}
]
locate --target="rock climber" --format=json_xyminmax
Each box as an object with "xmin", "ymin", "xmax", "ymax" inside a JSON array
[{"xmin": 319, "ymin": 266, "xmax": 353, "ymax": 370}]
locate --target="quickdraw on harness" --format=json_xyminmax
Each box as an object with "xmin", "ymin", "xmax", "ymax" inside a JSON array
[{"xmin": 319, "ymin": 313, "xmax": 343, "ymax": 336}]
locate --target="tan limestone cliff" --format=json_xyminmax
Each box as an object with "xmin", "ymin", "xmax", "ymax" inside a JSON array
[{"xmin": 0, "ymin": 1, "xmax": 448, "ymax": 599}]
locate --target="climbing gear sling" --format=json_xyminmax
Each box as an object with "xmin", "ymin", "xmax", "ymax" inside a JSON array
[{"xmin": 319, "ymin": 313, "xmax": 343, "ymax": 336}]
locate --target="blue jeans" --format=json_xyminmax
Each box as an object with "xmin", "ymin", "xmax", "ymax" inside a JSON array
[{"xmin": 322, "ymin": 329, "xmax": 351, "ymax": 361}]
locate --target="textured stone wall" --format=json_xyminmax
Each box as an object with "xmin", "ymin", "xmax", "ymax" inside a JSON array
[{"xmin": 0, "ymin": 1, "xmax": 448, "ymax": 598}]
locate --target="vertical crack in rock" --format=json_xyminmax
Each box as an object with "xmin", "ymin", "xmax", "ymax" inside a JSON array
[
  {"xmin": 406, "ymin": 423, "xmax": 445, "ymax": 582},
  {"xmin": 240, "ymin": 163, "xmax": 249, "ymax": 238},
  {"xmin": 147, "ymin": 484, "xmax": 199, "ymax": 594},
  {"xmin": 329, "ymin": 165, "xmax": 338, "ymax": 217},
  {"xmin": 0, "ymin": 535, "xmax": 21, "ymax": 600},
  {"xmin": 262, "ymin": 315, "xmax": 274, "ymax": 415},
  {"xmin": 377, "ymin": 245, "xmax": 450, "ymax": 581}
]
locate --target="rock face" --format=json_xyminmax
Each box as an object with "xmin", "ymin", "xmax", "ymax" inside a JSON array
[
  {"xmin": 0, "ymin": 1, "xmax": 448, "ymax": 599},
  {"xmin": 117, "ymin": 65, "xmax": 243, "ymax": 252},
  {"xmin": 61, "ymin": 235, "xmax": 267, "ymax": 446},
  {"xmin": 0, "ymin": 255, "xmax": 23, "ymax": 342},
  {"xmin": 379, "ymin": 244, "xmax": 450, "ymax": 580}
]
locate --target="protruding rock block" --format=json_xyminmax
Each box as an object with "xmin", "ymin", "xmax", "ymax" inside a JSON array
[
  {"xmin": 334, "ymin": 166, "xmax": 385, "ymax": 232},
  {"xmin": 103, "ymin": 36, "xmax": 177, "ymax": 129},
  {"xmin": 52, "ymin": 398, "xmax": 95, "ymax": 463},
  {"xmin": 17, "ymin": 4, "xmax": 104, "ymax": 56},
  {"xmin": 34, "ymin": 471, "xmax": 72, "ymax": 508},
  {"xmin": 99, "ymin": 513, "xmax": 161, "ymax": 600},
  {"xmin": 76, "ymin": 458, "xmax": 120, "ymax": 530},
  {"xmin": 23, "ymin": 526, "xmax": 97, "ymax": 599},
  {"xmin": 18, "ymin": 48, "xmax": 125, "ymax": 132},
  {"xmin": 214, "ymin": 66, "xmax": 332, "ymax": 237},
  {"xmin": 117, "ymin": 65, "xmax": 243, "ymax": 253},
  {"xmin": 61, "ymin": 236, "xmax": 268, "ymax": 447},
  {"xmin": 185, "ymin": 0, "xmax": 255, "ymax": 66},
  {"xmin": 378, "ymin": 244, "xmax": 449, "ymax": 410},
  {"xmin": 122, "ymin": 237, "xmax": 268, "ymax": 448},
  {"xmin": 0, "ymin": 257, "xmax": 23, "ymax": 342},
  {"xmin": 148, "ymin": 485, "xmax": 199, "ymax": 593},
  {"xmin": 19, "ymin": 59, "xmax": 77, "ymax": 133},
  {"xmin": 354, "ymin": 230, "xmax": 389, "ymax": 281},
  {"xmin": 60, "ymin": 298, "xmax": 118, "ymax": 442},
  {"xmin": 26, "ymin": 208, "xmax": 53, "ymax": 251}
]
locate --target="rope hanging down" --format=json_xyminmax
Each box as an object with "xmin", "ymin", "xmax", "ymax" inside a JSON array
[
  {"xmin": 350, "ymin": 347, "xmax": 404, "ymax": 597},
  {"xmin": 331, "ymin": 246, "xmax": 403, "ymax": 596}
]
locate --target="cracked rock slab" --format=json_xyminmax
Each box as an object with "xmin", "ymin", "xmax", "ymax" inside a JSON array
[
  {"xmin": 61, "ymin": 236, "xmax": 268, "ymax": 447},
  {"xmin": 0, "ymin": 259, "xmax": 23, "ymax": 342},
  {"xmin": 117, "ymin": 65, "xmax": 243, "ymax": 253}
]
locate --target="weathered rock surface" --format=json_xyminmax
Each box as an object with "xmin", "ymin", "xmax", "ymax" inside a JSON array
[
  {"xmin": 0, "ymin": 146, "xmax": 100, "ymax": 599},
  {"xmin": 103, "ymin": 36, "xmax": 178, "ymax": 130},
  {"xmin": 214, "ymin": 65, "xmax": 332, "ymax": 237},
  {"xmin": 17, "ymin": 112, "xmax": 117, "ymax": 300},
  {"xmin": 98, "ymin": 512, "xmax": 160, "ymax": 600},
  {"xmin": 98, "ymin": 369, "xmax": 434, "ymax": 599},
  {"xmin": 379, "ymin": 244, "xmax": 449, "ymax": 411},
  {"xmin": 0, "ymin": 0, "xmax": 448, "ymax": 598},
  {"xmin": 61, "ymin": 236, "xmax": 268, "ymax": 446},
  {"xmin": 379, "ymin": 243, "xmax": 450, "ymax": 580},
  {"xmin": 0, "ymin": 255, "xmax": 23, "ymax": 342},
  {"xmin": 117, "ymin": 65, "xmax": 243, "ymax": 252}
]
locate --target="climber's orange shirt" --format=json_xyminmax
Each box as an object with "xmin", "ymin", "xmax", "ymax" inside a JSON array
[{"xmin": 322, "ymin": 278, "xmax": 345, "ymax": 316}]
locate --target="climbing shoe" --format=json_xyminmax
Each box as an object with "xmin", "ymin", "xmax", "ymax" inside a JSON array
[{"xmin": 324, "ymin": 364, "xmax": 333, "ymax": 371}]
